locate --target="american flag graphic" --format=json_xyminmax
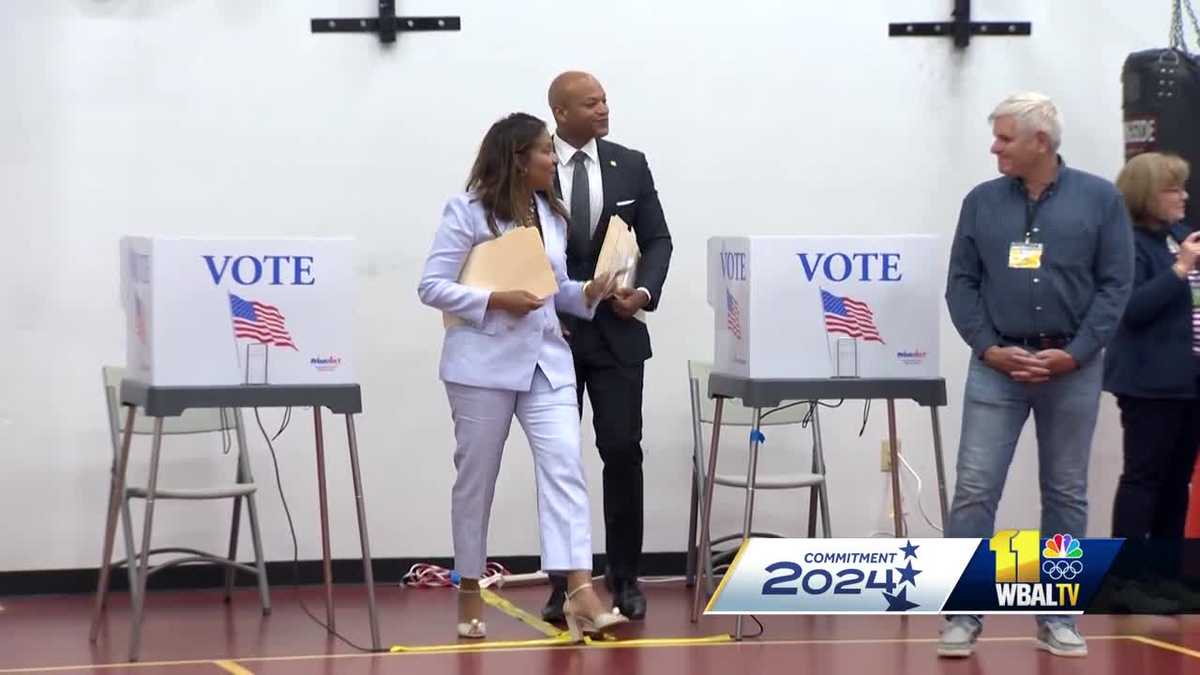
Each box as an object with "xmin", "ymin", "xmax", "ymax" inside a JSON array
[
  {"xmin": 726, "ymin": 289, "xmax": 743, "ymax": 340},
  {"xmin": 821, "ymin": 289, "xmax": 883, "ymax": 343},
  {"xmin": 229, "ymin": 293, "xmax": 298, "ymax": 350}
]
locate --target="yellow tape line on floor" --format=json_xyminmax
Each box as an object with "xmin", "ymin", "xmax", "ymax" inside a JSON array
[
  {"xmin": 482, "ymin": 587, "xmax": 564, "ymax": 637},
  {"xmin": 388, "ymin": 587, "xmax": 732, "ymax": 653},
  {"xmin": 1128, "ymin": 635, "xmax": 1200, "ymax": 660},
  {"xmin": 576, "ymin": 634, "xmax": 734, "ymax": 649},
  {"xmin": 390, "ymin": 635, "xmax": 573, "ymax": 653}
]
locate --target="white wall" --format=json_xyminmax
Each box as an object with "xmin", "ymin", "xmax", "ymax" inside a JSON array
[{"xmin": 0, "ymin": 0, "xmax": 1167, "ymax": 571}]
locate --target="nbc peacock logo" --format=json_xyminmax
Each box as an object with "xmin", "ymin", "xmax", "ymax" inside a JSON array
[
  {"xmin": 1041, "ymin": 533, "xmax": 1083, "ymax": 581},
  {"xmin": 990, "ymin": 530, "xmax": 1082, "ymax": 608}
]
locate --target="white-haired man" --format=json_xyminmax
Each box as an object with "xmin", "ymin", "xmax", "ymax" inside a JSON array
[{"xmin": 940, "ymin": 92, "xmax": 1134, "ymax": 658}]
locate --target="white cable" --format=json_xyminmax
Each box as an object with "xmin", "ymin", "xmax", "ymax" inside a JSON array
[
  {"xmin": 499, "ymin": 571, "xmax": 547, "ymax": 587},
  {"xmin": 897, "ymin": 451, "xmax": 944, "ymax": 533},
  {"xmin": 870, "ymin": 451, "xmax": 945, "ymax": 537}
]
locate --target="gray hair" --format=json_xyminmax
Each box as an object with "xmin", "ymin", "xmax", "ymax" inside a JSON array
[{"xmin": 988, "ymin": 92, "xmax": 1063, "ymax": 150}]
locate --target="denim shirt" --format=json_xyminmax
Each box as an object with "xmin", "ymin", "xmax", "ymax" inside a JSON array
[{"xmin": 945, "ymin": 161, "xmax": 1135, "ymax": 365}]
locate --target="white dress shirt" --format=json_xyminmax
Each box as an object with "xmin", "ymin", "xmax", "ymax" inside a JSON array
[{"xmin": 553, "ymin": 134, "xmax": 604, "ymax": 236}]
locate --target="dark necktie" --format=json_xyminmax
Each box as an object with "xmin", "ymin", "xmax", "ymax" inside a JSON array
[{"xmin": 569, "ymin": 150, "xmax": 591, "ymax": 257}]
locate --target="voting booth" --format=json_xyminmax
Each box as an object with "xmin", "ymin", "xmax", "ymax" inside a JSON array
[
  {"xmin": 696, "ymin": 235, "xmax": 950, "ymax": 639},
  {"xmin": 707, "ymin": 235, "xmax": 941, "ymax": 379},
  {"xmin": 120, "ymin": 236, "xmax": 355, "ymax": 386},
  {"xmin": 101, "ymin": 236, "xmax": 381, "ymax": 660}
]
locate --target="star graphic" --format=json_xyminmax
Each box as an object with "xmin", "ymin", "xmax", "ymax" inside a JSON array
[
  {"xmin": 899, "ymin": 540, "xmax": 919, "ymax": 560},
  {"xmin": 896, "ymin": 560, "xmax": 922, "ymax": 587},
  {"xmin": 883, "ymin": 586, "xmax": 920, "ymax": 612}
]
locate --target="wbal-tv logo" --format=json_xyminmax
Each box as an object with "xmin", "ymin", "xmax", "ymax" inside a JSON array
[{"xmin": 990, "ymin": 530, "xmax": 1082, "ymax": 609}]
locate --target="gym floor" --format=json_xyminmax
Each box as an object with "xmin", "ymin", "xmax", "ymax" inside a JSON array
[{"xmin": 2, "ymin": 581, "xmax": 1199, "ymax": 674}]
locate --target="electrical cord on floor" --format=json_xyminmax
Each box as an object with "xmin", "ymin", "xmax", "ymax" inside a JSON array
[
  {"xmin": 252, "ymin": 407, "xmax": 390, "ymax": 654},
  {"xmin": 401, "ymin": 562, "xmax": 509, "ymax": 589},
  {"xmin": 742, "ymin": 614, "xmax": 765, "ymax": 638}
]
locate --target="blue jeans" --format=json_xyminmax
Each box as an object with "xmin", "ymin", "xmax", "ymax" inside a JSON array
[{"xmin": 946, "ymin": 355, "xmax": 1103, "ymax": 628}]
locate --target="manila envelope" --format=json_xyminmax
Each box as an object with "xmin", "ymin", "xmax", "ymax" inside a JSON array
[
  {"xmin": 443, "ymin": 226, "xmax": 558, "ymax": 329},
  {"xmin": 595, "ymin": 215, "xmax": 640, "ymax": 289},
  {"xmin": 594, "ymin": 215, "xmax": 645, "ymax": 322}
]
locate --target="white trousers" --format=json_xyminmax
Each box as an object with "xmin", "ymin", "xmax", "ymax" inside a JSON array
[{"xmin": 444, "ymin": 368, "xmax": 592, "ymax": 578}]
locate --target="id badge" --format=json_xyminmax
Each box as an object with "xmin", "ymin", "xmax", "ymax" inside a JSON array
[{"xmin": 1008, "ymin": 242, "xmax": 1044, "ymax": 269}]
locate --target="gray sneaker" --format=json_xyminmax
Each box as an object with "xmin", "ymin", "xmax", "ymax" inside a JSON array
[
  {"xmin": 937, "ymin": 616, "xmax": 982, "ymax": 658},
  {"xmin": 1035, "ymin": 621, "xmax": 1088, "ymax": 657}
]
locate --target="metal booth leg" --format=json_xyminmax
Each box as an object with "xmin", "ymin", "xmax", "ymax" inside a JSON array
[
  {"xmin": 128, "ymin": 417, "xmax": 165, "ymax": 662},
  {"xmin": 886, "ymin": 399, "xmax": 903, "ymax": 537},
  {"xmin": 313, "ymin": 406, "xmax": 336, "ymax": 630},
  {"xmin": 691, "ymin": 397, "xmax": 725, "ymax": 622},
  {"xmin": 90, "ymin": 404, "xmax": 137, "ymax": 641},
  {"xmin": 344, "ymin": 414, "xmax": 381, "ymax": 650},
  {"xmin": 734, "ymin": 407, "xmax": 764, "ymax": 641}
]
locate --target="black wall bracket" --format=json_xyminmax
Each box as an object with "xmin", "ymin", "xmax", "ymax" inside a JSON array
[
  {"xmin": 889, "ymin": 0, "xmax": 1030, "ymax": 48},
  {"xmin": 311, "ymin": 1, "xmax": 460, "ymax": 44}
]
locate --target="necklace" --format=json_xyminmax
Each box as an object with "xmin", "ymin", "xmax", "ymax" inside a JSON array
[{"xmin": 519, "ymin": 196, "xmax": 538, "ymax": 229}]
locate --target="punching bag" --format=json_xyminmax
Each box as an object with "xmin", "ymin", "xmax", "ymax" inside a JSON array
[{"xmin": 1122, "ymin": 48, "xmax": 1200, "ymax": 228}]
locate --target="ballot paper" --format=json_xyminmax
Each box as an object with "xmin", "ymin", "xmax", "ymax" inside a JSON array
[{"xmin": 443, "ymin": 226, "xmax": 558, "ymax": 328}]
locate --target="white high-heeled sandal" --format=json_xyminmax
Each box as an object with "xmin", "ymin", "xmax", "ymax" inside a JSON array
[
  {"xmin": 457, "ymin": 617, "xmax": 486, "ymax": 639},
  {"xmin": 456, "ymin": 588, "xmax": 487, "ymax": 639},
  {"xmin": 562, "ymin": 582, "xmax": 628, "ymax": 642}
]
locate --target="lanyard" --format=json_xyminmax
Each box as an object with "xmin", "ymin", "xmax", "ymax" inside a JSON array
[
  {"xmin": 1024, "ymin": 197, "xmax": 1045, "ymax": 243},
  {"xmin": 1021, "ymin": 176, "xmax": 1056, "ymax": 243}
]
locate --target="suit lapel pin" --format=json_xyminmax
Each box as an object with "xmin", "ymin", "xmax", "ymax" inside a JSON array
[{"xmin": 609, "ymin": 160, "xmax": 617, "ymax": 167}]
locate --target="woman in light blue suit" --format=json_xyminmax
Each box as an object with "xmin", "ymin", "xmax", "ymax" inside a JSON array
[{"xmin": 418, "ymin": 113, "xmax": 626, "ymax": 641}]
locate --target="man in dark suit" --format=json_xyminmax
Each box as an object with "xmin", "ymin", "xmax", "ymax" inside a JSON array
[{"xmin": 541, "ymin": 71, "xmax": 672, "ymax": 621}]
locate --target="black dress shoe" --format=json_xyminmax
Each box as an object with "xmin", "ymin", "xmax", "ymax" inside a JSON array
[
  {"xmin": 614, "ymin": 581, "xmax": 647, "ymax": 620},
  {"xmin": 541, "ymin": 580, "xmax": 566, "ymax": 623}
]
